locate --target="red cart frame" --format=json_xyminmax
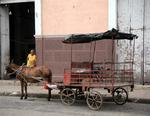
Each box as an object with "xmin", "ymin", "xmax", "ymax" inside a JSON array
[{"xmin": 59, "ymin": 29, "xmax": 137, "ymax": 110}]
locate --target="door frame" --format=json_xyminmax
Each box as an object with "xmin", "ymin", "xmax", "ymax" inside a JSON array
[{"xmin": 0, "ymin": 0, "xmax": 41, "ymax": 79}]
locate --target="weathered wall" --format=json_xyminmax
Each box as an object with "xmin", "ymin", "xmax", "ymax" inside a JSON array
[
  {"xmin": 117, "ymin": 0, "xmax": 150, "ymax": 84},
  {"xmin": 0, "ymin": 5, "xmax": 10, "ymax": 79},
  {"xmin": 41, "ymin": 0, "xmax": 108, "ymax": 35}
]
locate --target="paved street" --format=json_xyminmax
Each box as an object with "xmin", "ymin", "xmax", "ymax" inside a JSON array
[{"xmin": 0, "ymin": 96, "xmax": 150, "ymax": 116}]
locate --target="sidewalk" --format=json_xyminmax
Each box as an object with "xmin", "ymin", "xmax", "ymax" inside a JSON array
[{"xmin": 0, "ymin": 80, "xmax": 150, "ymax": 103}]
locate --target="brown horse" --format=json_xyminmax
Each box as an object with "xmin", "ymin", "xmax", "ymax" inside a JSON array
[{"xmin": 6, "ymin": 63, "xmax": 52, "ymax": 101}]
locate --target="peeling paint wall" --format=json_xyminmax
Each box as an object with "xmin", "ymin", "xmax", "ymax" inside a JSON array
[
  {"xmin": 0, "ymin": 5, "xmax": 10, "ymax": 79},
  {"xmin": 117, "ymin": 0, "xmax": 150, "ymax": 84}
]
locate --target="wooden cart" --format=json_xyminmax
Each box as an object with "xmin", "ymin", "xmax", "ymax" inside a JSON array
[{"xmin": 52, "ymin": 29, "xmax": 137, "ymax": 110}]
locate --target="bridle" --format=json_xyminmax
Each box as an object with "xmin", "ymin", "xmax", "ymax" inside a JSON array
[
  {"xmin": 7, "ymin": 63, "xmax": 25, "ymax": 76},
  {"xmin": 7, "ymin": 63, "xmax": 28, "ymax": 83}
]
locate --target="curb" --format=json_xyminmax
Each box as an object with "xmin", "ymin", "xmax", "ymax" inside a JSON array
[
  {"xmin": 0, "ymin": 91, "xmax": 60, "ymax": 99},
  {"xmin": 0, "ymin": 80, "xmax": 150, "ymax": 104},
  {"xmin": 0, "ymin": 91, "xmax": 150, "ymax": 104},
  {"xmin": 128, "ymin": 98, "xmax": 150, "ymax": 104}
]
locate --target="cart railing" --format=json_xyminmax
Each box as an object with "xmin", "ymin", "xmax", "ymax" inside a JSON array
[{"xmin": 64, "ymin": 62, "xmax": 134, "ymax": 90}]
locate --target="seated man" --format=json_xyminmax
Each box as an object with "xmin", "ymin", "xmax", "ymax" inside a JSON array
[{"xmin": 27, "ymin": 49, "xmax": 37, "ymax": 68}]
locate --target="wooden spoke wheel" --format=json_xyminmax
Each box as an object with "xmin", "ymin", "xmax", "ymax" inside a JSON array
[
  {"xmin": 112, "ymin": 87, "xmax": 128, "ymax": 105},
  {"xmin": 86, "ymin": 90, "xmax": 103, "ymax": 110},
  {"xmin": 60, "ymin": 88, "xmax": 76, "ymax": 105}
]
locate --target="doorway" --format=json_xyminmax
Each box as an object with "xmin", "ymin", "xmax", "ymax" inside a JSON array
[{"xmin": 9, "ymin": 2, "xmax": 35, "ymax": 65}]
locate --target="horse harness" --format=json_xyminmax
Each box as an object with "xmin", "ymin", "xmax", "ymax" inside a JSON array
[{"xmin": 8, "ymin": 66, "xmax": 42, "ymax": 84}]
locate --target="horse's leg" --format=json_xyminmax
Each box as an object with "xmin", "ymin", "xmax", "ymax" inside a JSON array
[
  {"xmin": 20, "ymin": 80, "xmax": 24, "ymax": 100},
  {"xmin": 24, "ymin": 82, "xmax": 28, "ymax": 99},
  {"xmin": 48, "ymin": 88, "xmax": 52, "ymax": 101}
]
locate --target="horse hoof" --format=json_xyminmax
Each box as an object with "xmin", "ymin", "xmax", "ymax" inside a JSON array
[
  {"xmin": 20, "ymin": 97, "xmax": 23, "ymax": 100},
  {"xmin": 48, "ymin": 98, "xmax": 51, "ymax": 101},
  {"xmin": 24, "ymin": 97, "xmax": 27, "ymax": 99}
]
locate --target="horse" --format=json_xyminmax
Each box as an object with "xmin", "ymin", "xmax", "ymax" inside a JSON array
[{"xmin": 5, "ymin": 62, "xmax": 52, "ymax": 101}]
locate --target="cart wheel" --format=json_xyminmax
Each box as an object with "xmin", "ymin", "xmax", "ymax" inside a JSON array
[
  {"xmin": 112, "ymin": 87, "xmax": 128, "ymax": 105},
  {"xmin": 60, "ymin": 88, "xmax": 76, "ymax": 105},
  {"xmin": 86, "ymin": 91, "xmax": 103, "ymax": 110}
]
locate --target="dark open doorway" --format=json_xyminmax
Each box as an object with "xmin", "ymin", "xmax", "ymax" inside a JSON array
[{"xmin": 9, "ymin": 2, "xmax": 35, "ymax": 65}]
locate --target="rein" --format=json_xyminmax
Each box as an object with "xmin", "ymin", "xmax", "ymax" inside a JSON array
[
  {"xmin": 7, "ymin": 63, "xmax": 25, "ymax": 76},
  {"xmin": 7, "ymin": 63, "xmax": 45, "ymax": 83},
  {"xmin": 7, "ymin": 67, "xmax": 22, "ymax": 76},
  {"xmin": 7, "ymin": 64, "xmax": 28, "ymax": 83}
]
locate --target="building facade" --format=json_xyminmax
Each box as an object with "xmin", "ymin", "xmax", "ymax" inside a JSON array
[
  {"xmin": 0, "ymin": 0, "xmax": 149, "ymax": 84},
  {"xmin": 36, "ymin": 0, "xmax": 110, "ymax": 82}
]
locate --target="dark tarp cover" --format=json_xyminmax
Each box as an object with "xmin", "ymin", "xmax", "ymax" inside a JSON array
[{"xmin": 63, "ymin": 28, "xmax": 138, "ymax": 44}]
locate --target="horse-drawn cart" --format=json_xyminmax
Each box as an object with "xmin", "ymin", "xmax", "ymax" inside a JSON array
[
  {"xmin": 48, "ymin": 29, "xmax": 137, "ymax": 110},
  {"xmin": 5, "ymin": 28, "xmax": 137, "ymax": 110}
]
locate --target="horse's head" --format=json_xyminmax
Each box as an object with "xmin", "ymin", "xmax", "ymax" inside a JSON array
[{"xmin": 5, "ymin": 62, "xmax": 20, "ymax": 75}]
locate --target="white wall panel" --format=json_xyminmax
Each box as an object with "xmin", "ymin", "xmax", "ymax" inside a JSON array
[
  {"xmin": 117, "ymin": 0, "xmax": 150, "ymax": 83},
  {"xmin": 117, "ymin": 0, "xmax": 131, "ymax": 32},
  {"xmin": 0, "ymin": 6, "xmax": 10, "ymax": 79},
  {"xmin": 144, "ymin": 0, "xmax": 150, "ymax": 82},
  {"xmin": 145, "ymin": 0, "xmax": 150, "ymax": 29},
  {"xmin": 130, "ymin": 0, "xmax": 144, "ymax": 30}
]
